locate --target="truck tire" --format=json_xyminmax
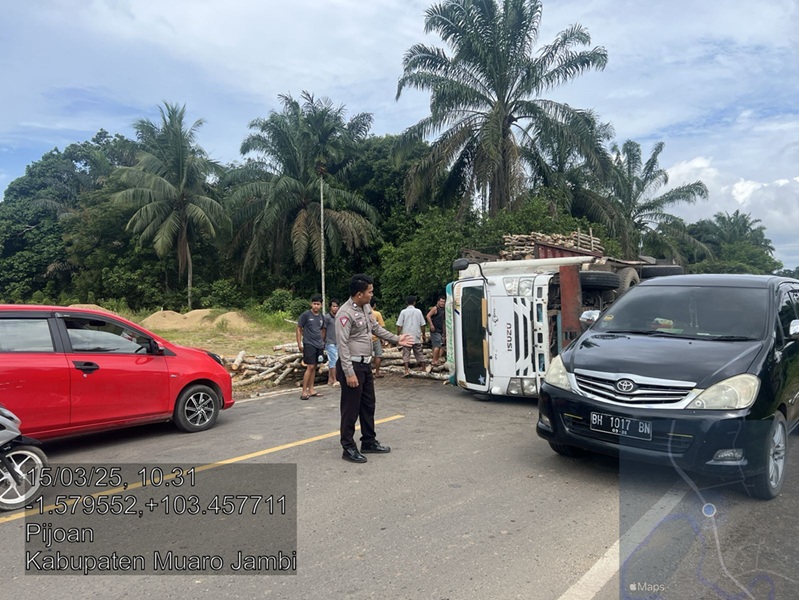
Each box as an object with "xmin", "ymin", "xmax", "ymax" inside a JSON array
[
  {"xmin": 579, "ymin": 271, "xmax": 621, "ymax": 291},
  {"xmin": 640, "ymin": 264, "xmax": 684, "ymax": 278},
  {"xmin": 616, "ymin": 267, "xmax": 640, "ymax": 295}
]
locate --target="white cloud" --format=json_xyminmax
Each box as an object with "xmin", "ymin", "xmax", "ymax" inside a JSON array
[{"xmin": 729, "ymin": 180, "xmax": 765, "ymax": 206}]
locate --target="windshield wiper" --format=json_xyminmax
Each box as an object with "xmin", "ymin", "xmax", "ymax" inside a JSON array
[
  {"xmin": 604, "ymin": 329, "xmax": 662, "ymax": 336},
  {"xmin": 603, "ymin": 329, "xmax": 697, "ymax": 339},
  {"xmin": 703, "ymin": 335, "xmax": 757, "ymax": 341}
]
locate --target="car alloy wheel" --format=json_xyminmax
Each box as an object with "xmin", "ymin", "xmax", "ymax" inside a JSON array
[
  {"xmin": 173, "ymin": 384, "xmax": 220, "ymax": 433},
  {"xmin": 749, "ymin": 412, "xmax": 787, "ymax": 500}
]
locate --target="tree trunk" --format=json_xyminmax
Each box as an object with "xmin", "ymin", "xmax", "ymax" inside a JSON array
[{"xmin": 187, "ymin": 244, "xmax": 193, "ymax": 310}]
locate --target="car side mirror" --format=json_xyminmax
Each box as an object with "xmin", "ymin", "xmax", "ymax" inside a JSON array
[
  {"xmin": 580, "ymin": 310, "xmax": 600, "ymax": 331},
  {"xmin": 452, "ymin": 258, "xmax": 470, "ymax": 271},
  {"xmin": 149, "ymin": 340, "xmax": 165, "ymax": 355},
  {"xmin": 790, "ymin": 319, "xmax": 799, "ymax": 340}
]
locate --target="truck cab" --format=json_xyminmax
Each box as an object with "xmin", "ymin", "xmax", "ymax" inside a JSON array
[{"xmin": 446, "ymin": 256, "xmax": 602, "ymax": 398}]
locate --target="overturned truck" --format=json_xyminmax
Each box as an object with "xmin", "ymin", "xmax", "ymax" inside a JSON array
[{"xmin": 445, "ymin": 236, "xmax": 683, "ymax": 398}]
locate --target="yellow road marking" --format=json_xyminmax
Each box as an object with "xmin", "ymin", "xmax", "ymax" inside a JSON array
[{"xmin": 0, "ymin": 414, "xmax": 405, "ymax": 525}]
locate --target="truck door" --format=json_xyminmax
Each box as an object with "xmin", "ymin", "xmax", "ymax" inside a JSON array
[{"xmin": 450, "ymin": 280, "xmax": 490, "ymax": 392}]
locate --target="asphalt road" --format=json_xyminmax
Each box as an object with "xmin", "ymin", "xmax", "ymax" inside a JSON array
[{"xmin": 2, "ymin": 376, "xmax": 799, "ymax": 599}]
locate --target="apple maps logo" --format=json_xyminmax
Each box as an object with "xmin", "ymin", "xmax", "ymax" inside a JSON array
[{"xmin": 629, "ymin": 581, "xmax": 666, "ymax": 593}]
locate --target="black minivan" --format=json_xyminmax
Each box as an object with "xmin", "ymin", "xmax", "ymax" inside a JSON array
[{"xmin": 536, "ymin": 274, "xmax": 799, "ymax": 499}]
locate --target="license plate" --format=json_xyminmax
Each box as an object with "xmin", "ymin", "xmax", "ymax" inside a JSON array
[{"xmin": 590, "ymin": 412, "xmax": 652, "ymax": 441}]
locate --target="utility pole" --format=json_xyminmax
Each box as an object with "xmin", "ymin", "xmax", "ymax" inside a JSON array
[{"xmin": 320, "ymin": 175, "xmax": 326, "ymax": 309}]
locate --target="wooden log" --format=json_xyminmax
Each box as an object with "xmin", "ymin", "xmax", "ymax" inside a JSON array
[
  {"xmin": 232, "ymin": 370, "xmax": 277, "ymax": 388},
  {"xmin": 272, "ymin": 342, "xmax": 300, "ymax": 353},
  {"xmin": 230, "ymin": 350, "xmax": 247, "ymax": 371},
  {"xmin": 274, "ymin": 365, "xmax": 294, "ymax": 385},
  {"xmin": 279, "ymin": 353, "xmax": 302, "ymax": 364},
  {"xmin": 381, "ymin": 365, "xmax": 450, "ymax": 381}
]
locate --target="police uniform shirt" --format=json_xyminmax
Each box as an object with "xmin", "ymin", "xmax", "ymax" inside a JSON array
[{"xmin": 337, "ymin": 298, "xmax": 399, "ymax": 377}]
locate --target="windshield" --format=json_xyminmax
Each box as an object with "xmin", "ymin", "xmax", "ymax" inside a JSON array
[{"xmin": 593, "ymin": 285, "xmax": 768, "ymax": 340}]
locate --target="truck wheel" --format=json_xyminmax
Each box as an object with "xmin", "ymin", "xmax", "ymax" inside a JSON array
[
  {"xmin": 579, "ymin": 271, "xmax": 621, "ymax": 291},
  {"xmin": 549, "ymin": 442, "xmax": 587, "ymax": 457},
  {"xmin": 640, "ymin": 264, "xmax": 684, "ymax": 278},
  {"xmin": 616, "ymin": 267, "xmax": 640, "ymax": 295}
]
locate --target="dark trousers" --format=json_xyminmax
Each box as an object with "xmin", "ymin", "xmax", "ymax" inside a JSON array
[{"xmin": 337, "ymin": 362, "xmax": 376, "ymax": 450}]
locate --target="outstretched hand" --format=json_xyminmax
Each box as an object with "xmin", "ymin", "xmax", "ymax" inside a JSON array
[{"xmin": 398, "ymin": 334, "xmax": 414, "ymax": 347}]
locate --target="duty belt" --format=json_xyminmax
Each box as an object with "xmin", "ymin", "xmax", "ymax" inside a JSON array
[{"xmin": 353, "ymin": 356, "xmax": 373, "ymax": 364}]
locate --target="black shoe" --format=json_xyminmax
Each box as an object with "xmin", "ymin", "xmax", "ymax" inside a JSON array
[
  {"xmin": 361, "ymin": 441, "xmax": 391, "ymax": 454},
  {"xmin": 342, "ymin": 448, "xmax": 367, "ymax": 463}
]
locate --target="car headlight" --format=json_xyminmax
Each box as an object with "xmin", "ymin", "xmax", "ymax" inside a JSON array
[
  {"xmin": 518, "ymin": 278, "xmax": 533, "ymax": 296},
  {"xmin": 686, "ymin": 374, "xmax": 760, "ymax": 410},
  {"xmin": 206, "ymin": 351, "xmax": 224, "ymax": 366},
  {"xmin": 544, "ymin": 355, "xmax": 573, "ymax": 392}
]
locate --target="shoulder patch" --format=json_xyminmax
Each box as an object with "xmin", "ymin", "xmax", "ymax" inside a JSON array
[{"xmin": 339, "ymin": 316, "xmax": 350, "ymax": 327}]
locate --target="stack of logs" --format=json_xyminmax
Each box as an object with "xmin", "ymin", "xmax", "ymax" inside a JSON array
[
  {"xmin": 500, "ymin": 230, "xmax": 604, "ymax": 259},
  {"xmin": 225, "ymin": 343, "xmax": 450, "ymax": 389}
]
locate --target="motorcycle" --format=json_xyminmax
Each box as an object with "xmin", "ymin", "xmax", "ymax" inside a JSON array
[{"xmin": 0, "ymin": 404, "xmax": 48, "ymax": 511}]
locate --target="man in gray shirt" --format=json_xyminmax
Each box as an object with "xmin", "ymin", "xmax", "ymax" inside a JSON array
[
  {"xmin": 297, "ymin": 294, "xmax": 326, "ymax": 400},
  {"xmin": 396, "ymin": 295, "xmax": 427, "ymax": 377}
]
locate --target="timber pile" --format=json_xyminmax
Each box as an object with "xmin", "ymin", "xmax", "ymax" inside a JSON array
[
  {"xmin": 223, "ymin": 344, "xmax": 450, "ymax": 389},
  {"xmin": 500, "ymin": 230, "xmax": 604, "ymax": 259}
]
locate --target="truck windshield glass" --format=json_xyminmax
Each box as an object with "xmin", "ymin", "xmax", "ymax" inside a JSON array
[
  {"xmin": 594, "ymin": 286, "xmax": 768, "ymax": 340},
  {"xmin": 461, "ymin": 286, "xmax": 488, "ymax": 385}
]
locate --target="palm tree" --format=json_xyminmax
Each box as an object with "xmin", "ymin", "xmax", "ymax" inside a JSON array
[
  {"xmin": 229, "ymin": 93, "xmax": 378, "ymax": 287},
  {"xmin": 597, "ymin": 140, "xmax": 709, "ymax": 260},
  {"xmin": 704, "ymin": 210, "xmax": 774, "ymax": 253},
  {"xmin": 522, "ymin": 109, "xmax": 615, "ymax": 218},
  {"xmin": 395, "ymin": 0, "xmax": 608, "ymax": 214},
  {"xmin": 112, "ymin": 102, "xmax": 228, "ymax": 309}
]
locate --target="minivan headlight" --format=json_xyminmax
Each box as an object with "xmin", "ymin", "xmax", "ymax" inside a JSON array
[
  {"xmin": 544, "ymin": 355, "xmax": 573, "ymax": 392},
  {"xmin": 686, "ymin": 374, "xmax": 760, "ymax": 410}
]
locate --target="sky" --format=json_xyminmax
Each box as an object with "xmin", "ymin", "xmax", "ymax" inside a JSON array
[{"xmin": 2, "ymin": 0, "xmax": 799, "ymax": 266}]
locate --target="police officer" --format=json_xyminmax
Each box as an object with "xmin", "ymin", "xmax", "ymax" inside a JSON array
[{"xmin": 336, "ymin": 273, "xmax": 413, "ymax": 463}]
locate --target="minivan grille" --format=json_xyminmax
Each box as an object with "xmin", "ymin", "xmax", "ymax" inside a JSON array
[{"xmin": 574, "ymin": 372, "xmax": 694, "ymax": 404}]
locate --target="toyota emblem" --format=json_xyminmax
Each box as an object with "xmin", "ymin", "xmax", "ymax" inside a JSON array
[{"xmin": 615, "ymin": 379, "xmax": 636, "ymax": 393}]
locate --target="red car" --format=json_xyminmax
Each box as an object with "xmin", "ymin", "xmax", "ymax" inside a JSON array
[{"xmin": 0, "ymin": 305, "xmax": 234, "ymax": 440}]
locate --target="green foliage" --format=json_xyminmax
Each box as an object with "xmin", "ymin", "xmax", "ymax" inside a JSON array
[
  {"xmin": 112, "ymin": 102, "xmax": 229, "ymax": 309},
  {"xmin": 231, "ymin": 92, "xmax": 378, "ymax": 279},
  {"xmin": 262, "ymin": 289, "xmax": 296, "ymax": 312},
  {"xmin": 378, "ymin": 208, "xmax": 470, "ymax": 313},
  {"xmin": 201, "ymin": 279, "xmax": 246, "ymax": 308},
  {"xmin": 596, "ymin": 140, "xmax": 709, "ymax": 260},
  {"xmin": 258, "ymin": 289, "xmax": 311, "ymax": 319},
  {"xmin": 689, "ymin": 242, "xmax": 782, "ymax": 275}
]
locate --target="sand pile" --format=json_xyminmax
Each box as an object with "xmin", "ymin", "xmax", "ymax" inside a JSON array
[{"xmin": 141, "ymin": 309, "xmax": 252, "ymax": 331}]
